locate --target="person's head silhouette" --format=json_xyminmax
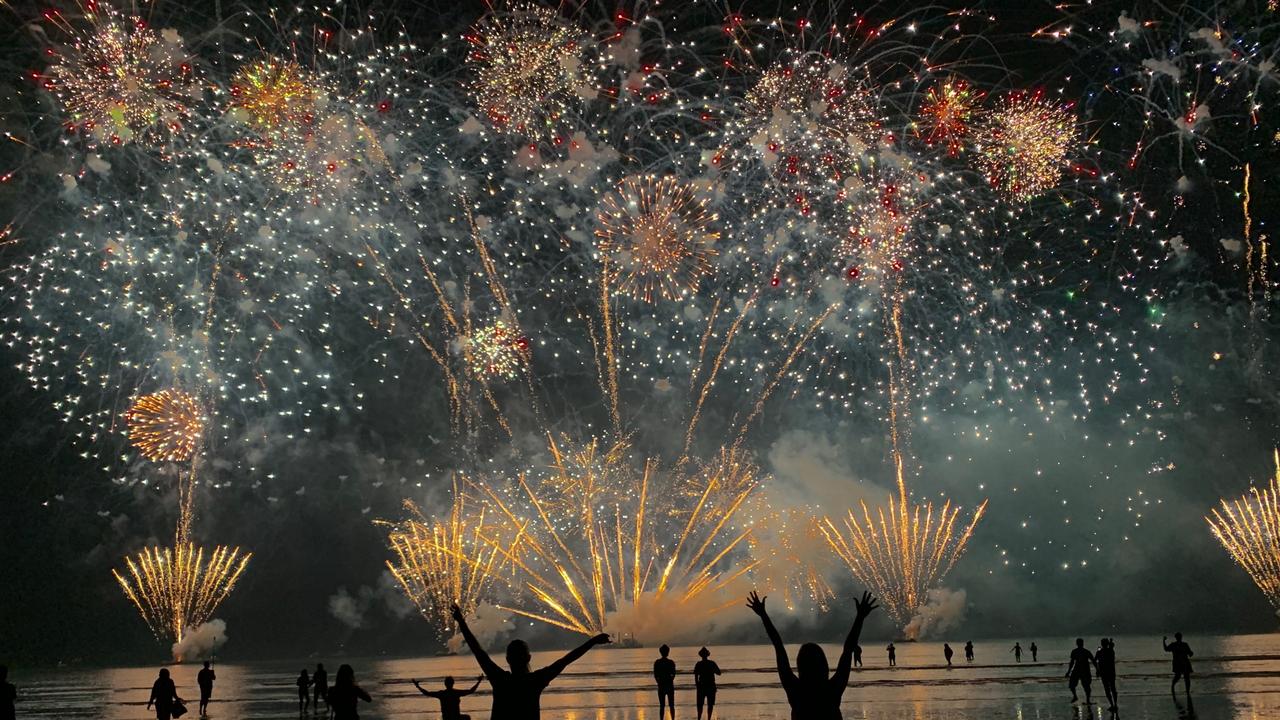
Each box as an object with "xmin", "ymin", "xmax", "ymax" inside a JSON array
[
  {"xmin": 159, "ymin": 668, "xmax": 170, "ymax": 679},
  {"xmin": 1076, "ymin": 638, "xmax": 1085, "ymax": 648},
  {"xmin": 1174, "ymin": 632, "xmax": 1183, "ymax": 641},
  {"xmin": 444, "ymin": 676, "xmax": 455, "ymax": 689},
  {"xmin": 203, "ymin": 661, "xmax": 211, "ymax": 669},
  {"xmin": 336, "ymin": 664, "xmax": 354, "ymax": 687},
  {"xmin": 795, "ymin": 642, "xmax": 829, "ymax": 682},
  {"xmin": 317, "ymin": 663, "xmax": 325, "ymax": 672},
  {"xmin": 507, "ymin": 639, "xmax": 532, "ymax": 673},
  {"xmin": 659, "ymin": 644, "xmax": 670, "ymax": 658},
  {"xmin": 698, "ymin": 647, "xmax": 711, "ymax": 660}
]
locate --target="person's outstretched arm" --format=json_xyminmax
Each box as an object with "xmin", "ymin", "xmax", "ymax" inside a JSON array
[
  {"xmin": 747, "ymin": 591, "xmax": 796, "ymax": 684},
  {"xmin": 541, "ymin": 634, "xmax": 611, "ymax": 681},
  {"xmin": 356, "ymin": 685, "xmax": 372, "ymax": 703},
  {"xmin": 452, "ymin": 604, "xmax": 504, "ymax": 680},
  {"xmin": 1163, "ymin": 636, "xmax": 1171, "ymax": 652},
  {"xmin": 147, "ymin": 683, "xmax": 156, "ymax": 710},
  {"xmin": 832, "ymin": 592, "xmax": 879, "ymax": 688},
  {"xmin": 412, "ymin": 680, "xmax": 436, "ymax": 698},
  {"xmin": 460, "ymin": 676, "xmax": 483, "ymax": 696}
]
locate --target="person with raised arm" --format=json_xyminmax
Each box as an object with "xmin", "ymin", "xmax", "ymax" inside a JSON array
[
  {"xmin": 747, "ymin": 589, "xmax": 878, "ymax": 720},
  {"xmin": 414, "ymin": 675, "xmax": 482, "ymax": 720},
  {"xmin": 451, "ymin": 603, "xmax": 610, "ymax": 719},
  {"xmin": 1163, "ymin": 633, "xmax": 1194, "ymax": 697}
]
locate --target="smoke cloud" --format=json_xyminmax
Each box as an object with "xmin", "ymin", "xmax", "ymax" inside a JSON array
[
  {"xmin": 903, "ymin": 588, "xmax": 968, "ymax": 640},
  {"xmin": 172, "ymin": 619, "xmax": 227, "ymax": 662}
]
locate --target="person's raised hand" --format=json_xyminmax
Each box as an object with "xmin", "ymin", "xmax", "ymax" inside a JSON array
[
  {"xmin": 746, "ymin": 591, "xmax": 768, "ymax": 616},
  {"xmin": 855, "ymin": 591, "xmax": 879, "ymax": 618},
  {"xmin": 450, "ymin": 603, "xmax": 465, "ymax": 623},
  {"xmin": 591, "ymin": 633, "xmax": 612, "ymax": 645}
]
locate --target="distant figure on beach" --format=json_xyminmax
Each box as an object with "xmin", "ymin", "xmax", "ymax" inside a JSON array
[
  {"xmin": 297, "ymin": 669, "xmax": 312, "ymax": 713},
  {"xmin": 414, "ymin": 675, "xmax": 481, "ymax": 720},
  {"xmin": 653, "ymin": 644, "xmax": 677, "ymax": 720},
  {"xmin": 1011, "ymin": 642, "xmax": 1022, "ymax": 662},
  {"xmin": 1066, "ymin": 638, "xmax": 1097, "ymax": 705},
  {"xmin": 313, "ymin": 664, "xmax": 329, "ymax": 714},
  {"xmin": 197, "ymin": 661, "xmax": 215, "ymax": 716},
  {"xmin": 326, "ymin": 665, "xmax": 371, "ymax": 720},
  {"xmin": 943, "ymin": 643, "xmax": 953, "ymax": 667},
  {"xmin": 853, "ymin": 645, "xmax": 863, "ymax": 668},
  {"xmin": 964, "ymin": 641, "xmax": 974, "ymax": 663},
  {"xmin": 747, "ymin": 589, "xmax": 878, "ymax": 720},
  {"xmin": 1163, "ymin": 633, "xmax": 1194, "ymax": 696},
  {"xmin": 1096, "ymin": 638, "xmax": 1118, "ymax": 711},
  {"xmin": 147, "ymin": 668, "xmax": 185, "ymax": 720},
  {"xmin": 886, "ymin": 643, "xmax": 896, "ymax": 667},
  {"xmin": 0, "ymin": 665, "xmax": 16, "ymax": 720},
  {"xmin": 1030, "ymin": 642, "xmax": 1038, "ymax": 662},
  {"xmin": 452, "ymin": 603, "xmax": 609, "ymax": 719},
  {"xmin": 693, "ymin": 647, "xmax": 721, "ymax": 720}
]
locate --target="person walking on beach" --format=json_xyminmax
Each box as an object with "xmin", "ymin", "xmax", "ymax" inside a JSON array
[
  {"xmin": 147, "ymin": 668, "xmax": 185, "ymax": 720},
  {"xmin": 1163, "ymin": 633, "xmax": 1194, "ymax": 697},
  {"xmin": 313, "ymin": 664, "xmax": 329, "ymax": 714},
  {"xmin": 693, "ymin": 647, "xmax": 721, "ymax": 720},
  {"xmin": 297, "ymin": 669, "xmax": 313, "ymax": 713},
  {"xmin": 452, "ymin": 603, "xmax": 609, "ymax": 719},
  {"xmin": 747, "ymin": 589, "xmax": 878, "ymax": 720},
  {"xmin": 653, "ymin": 645, "xmax": 677, "ymax": 720},
  {"xmin": 853, "ymin": 645, "xmax": 863, "ymax": 668},
  {"xmin": 414, "ymin": 676, "xmax": 481, "ymax": 720},
  {"xmin": 197, "ymin": 661, "xmax": 215, "ymax": 716},
  {"xmin": 943, "ymin": 643, "xmax": 954, "ymax": 667},
  {"xmin": 1066, "ymin": 638, "xmax": 1097, "ymax": 705},
  {"xmin": 964, "ymin": 641, "xmax": 974, "ymax": 663},
  {"xmin": 0, "ymin": 665, "xmax": 16, "ymax": 720},
  {"xmin": 1096, "ymin": 638, "xmax": 1118, "ymax": 711},
  {"xmin": 326, "ymin": 665, "xmax": 371, "ymax": 720},
  {"xmin": 886, "ymin": 643, "xmax": 896, "ymax": 667},
  {"xmin": 1030, "ymin": 642, "xmax": 1038, "ymax": 662},
  {"xmin": 1011, "ymin": 642, "xmax": 1022, "ymax": 662}
]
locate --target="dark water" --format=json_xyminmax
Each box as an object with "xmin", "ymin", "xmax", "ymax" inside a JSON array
[{"xmin": 10, "ymin": 635, "xmax": 1280, "ymax": 719}]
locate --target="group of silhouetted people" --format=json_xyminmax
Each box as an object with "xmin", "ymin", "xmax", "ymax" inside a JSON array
[{"xmin": 649, "ymin": 644, "xmax": 722, "ymax": 720}]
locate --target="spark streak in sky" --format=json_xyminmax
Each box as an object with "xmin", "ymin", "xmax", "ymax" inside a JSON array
[{"xmin": 1207, "ymin": 451, "xmax": 1280, "ymax": 613}]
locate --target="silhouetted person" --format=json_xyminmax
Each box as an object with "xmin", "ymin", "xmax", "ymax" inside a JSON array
[
  {"xmin": 414, "ymin": 675, "xmax": 481, "ymax": 720},
  {"xmin": 747, "ymin": 589, "xmax": 878, "ymax": 720},
  {"xmin": 451, "ymin": 603, "xmax": 609, "ymax": 719},
  {"xmin": 313, "ymin": 664, "xmax": 329, "ymax": 714},
  {"xmin": 147, "ymin": 668, "xmax": 185, "ymax": 720},
  {"xmin": 943, "ymin": 643, "xmax": 953, "ymax": 667},
  {"xmin": 197, "ymin": 661, "xmax": 215, "ymax": 716},
  {"xmin": 1066, "ymin": 637, "xmax": 1097, "ymax": 704},
  {"xmin": 693, "ymin": 647, "xmax": 721, "ymax": 720},
  {"xmin": 0, "ymin": 665, "xmax": 16, "ymax": 720},
  {"xmin": 326, "ymin": 665, "xmax": 371, "ymax": 720},
  {"xmin": 1097, "ymin": 638, "xmax": 1118, "ymax": 711},
  {"xmin": 1011, "ymin": 642, "xmax": 1022, "ymax": 662},
  {"xmin": 1030, "ymin": 642, "xmax": 1038, "ymax": 662},
  {"xmin": 297, "ymin": 669, "xmax": 313, "ymax": 713},
  {"xmin": 852, "ymin": 645, "xmax": 862, "ymax": 668},
  {"xmin": 964, "ymin": 641, "xmax": 974, "ymax": 662},
  {"xmin": 886, "ymin": 643, "xmax": 896, "ymax": 667},
  {"xmin": 653, "ymin": 644, "xmax": 677, "ymax": 720},
  {"xmin": 1164, "ymin": 633, "xmax": 1194, "ymax": 696}
]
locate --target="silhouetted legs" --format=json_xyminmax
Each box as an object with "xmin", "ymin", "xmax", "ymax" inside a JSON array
[
  {"xmin": 657, "ymin": 688, "xmax": 675, "ymax": 720},
  {"xmin": 696, "ymin": 689, "xmax": 715, "ymax": 720}
]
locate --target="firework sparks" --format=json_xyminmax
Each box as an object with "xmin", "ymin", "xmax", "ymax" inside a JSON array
[
  {"xmin": 820, "ymin": 462, "xmax": 987, "ymax": 629},
  {"xmin": 972, "ymin": 91, "xmax": 1075, "ymax": 201},
  {"xmin": 465, "ymin": 3, "xmax": 584, "ymax": 135},
  {"xmin": 228, "ymin": 57, "xmax": 317, "ymax": 130},
  {"xmin": 464, "ymin": 319, "xmax": 530, "ymax": 381},
  {"xmin": 1207, "ymin": 450, "xmax": 1280, "ymax": 612},
  {"xmin": 919, "ymin": 78, "xmax": 983, "ymax": 156},
  {"xmin": 125, "ymin": 389, "xmax": 205, "ymax": 463},
  {"xmin": 595, "ymin": 176, "xmax": 720, "ymax": 303},
  {"xmin": 44, "ymin": 5, "xmax": 198, "ymax": 146},
  {"xmin": 112, "ymin": 542, "xmax": 252, "ymax": 646}
]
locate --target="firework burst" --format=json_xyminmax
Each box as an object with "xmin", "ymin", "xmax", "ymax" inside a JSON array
[
  {"xmin": 1207, "ymin": 450, "xmax": 1280, "ymax": 612},
  {"xmin": 972, "ymin": 91, "xmax": 1076, "ymax": 201},
  {"xmin": 595, "ymin": 176, "xmax": 720, "ymax": 303},
  {"xmin": 125, "ymin": 389, "xmax": 205, "ymax": 463},
  {"xmin": 919, "ymin": 78, "xmax": 983, "ymax": 156},
  {"xmin": 228, "ymin": 57, "xmax": 318, "ymax": 130},
  {"xmin": 464, "ymin": 319, "xmax": 530, "ymax": 381},
  {"xmin": 112, "ymin": 542, "xmax": 252, "ymax": 647}
]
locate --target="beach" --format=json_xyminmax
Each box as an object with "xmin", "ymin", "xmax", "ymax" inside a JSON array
[{"xmin": 10, "ymin": 634, "xmax": 1279, "ymax": 719}]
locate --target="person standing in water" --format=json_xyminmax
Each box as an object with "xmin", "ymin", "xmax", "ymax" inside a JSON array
[
  {"xmin": 1066, "ymin": 638, "xmax": 1097, "ymax": 705},
  {"xmin": 326, "ymin": 665, "xmax": 371, "ymax": 720},
  {"xmin": 196, "ymin": 661, "xmax": 216, "ymax": 716},
  {"xmin": 0, "ymin": 666, "xmax": 17, "ymax": 720},
  {"xmin": 1163, "ymin": 633, "xmax": 1194, "ymax": 697},
  {"xmin": 747, "ymin": 589, "xmax": 879, "ymax": 720},
  {"xmin": 943, "ymin": 643, "xmax": 954, "ymax": 667},
  {"xmin": 1096, "ymin": 638, "xmax": 1118, "ymax": 711},
  {"xmin": 452, "ymin": 603, "xmax": 609, "ymax": 719},
  {"xmin": 853, "ymin": 645, "xmax": 863, "ymax": 668},
  {"xmin": 1011, "ymin": 642, "xmax": 1022, "ymax": 662},
  {"xmin": 1030, "ymin": 642, "xmax": 1038, "ymax": 662},
  {"xmin": 964, "ymin": 641, "xmax": 974, "ymax": 663},
  {"xmin": 693, "ymin": 647, "xmax": 721, "ymax": 720},
  {"xmin": 147, "ymin": 668, "xmax": 184, "ymax": 720},
  {"xmin": 297, "ymin": 669, "xmax": 312, "ymax": 713},
  {"xmin": 653, "ymin": 645, "xmax": 677, "ymax": 720},
  {"xmin": 313, "ymin": 664, "xmax": 329, "ymax": 714},
  {"xmin": 414, "ymin": 676, "xmax": 481, "ymax": 720},
  {"xmin": 886, "ymin": 643, "xmax": 896, "ymax": 667}
]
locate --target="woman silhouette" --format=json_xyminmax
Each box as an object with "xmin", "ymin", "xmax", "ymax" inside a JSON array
[{"xmin": 747, "ymin": 590, "xmax": 878, "ymax": 720}]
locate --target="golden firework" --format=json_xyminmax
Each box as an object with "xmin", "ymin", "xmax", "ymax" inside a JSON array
[
  {"xmin": 384, "ymin": 484, "xmax": 510, "ymax": 636},
  {"xmin": 465, "ymin": 3, "xmax": 583, "ymax": 134},
  {"xmin": 112, "ymin": 542, "xmax": 252, "ymax": 644},
  {"xmin": 595, "ymin": 176, "xmax": 719, "ymax": 303},
  {"xmin": 229, "ymin": 56, "xmax": 317, "ymax": 130},
  {"xmin": 972, "ymin": 91, "xmax": 1075, "ymax": 202},
  {"xmin": 1207, "ymin": 450, "xmax": 1280, "ymax": 611},
  {"xmin": 820, "ymin": 460, "xmax": 987, "ymax": 628},
  {"xmin": 464, "ymin": 319, "xmax": 530, "ymax": 380},
  {"xmin": 125, "ymin": 389, "xmax": 205, "ymax": 462},
  {"xmin": 919, "ymin": 78, "xmax": 983, "ymax": 156}
]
